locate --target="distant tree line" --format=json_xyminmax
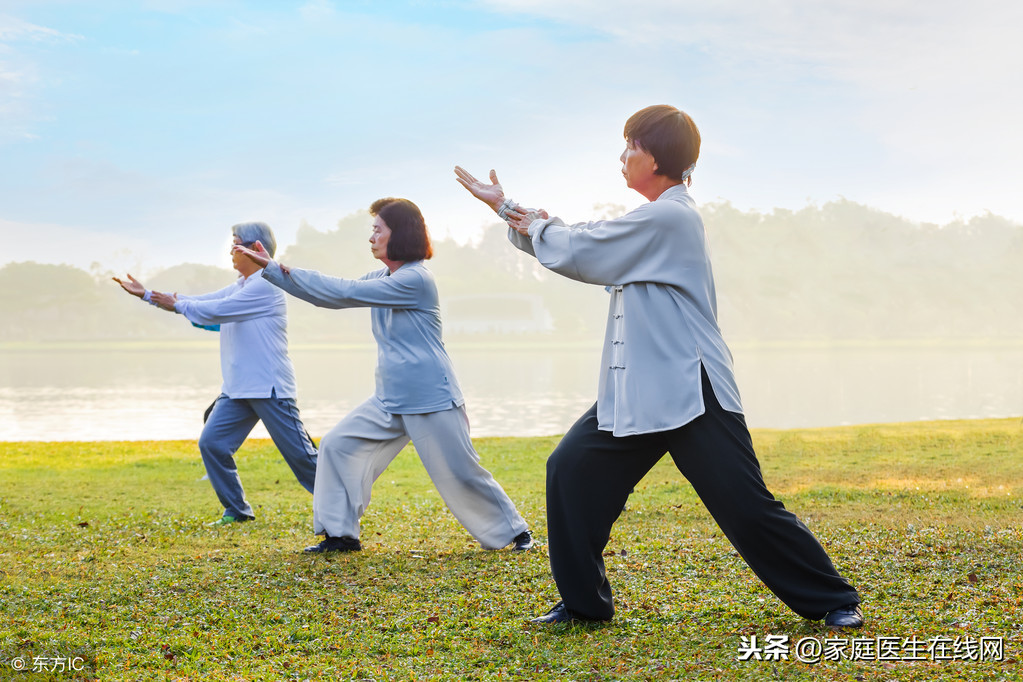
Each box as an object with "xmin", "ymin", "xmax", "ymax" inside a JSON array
[
  {"xmin": 2, "ymin": 200, "xmax": 1020, "ymax": 344},
  {"xmin": 705, "ymin": 200, "xmax": 1022, "ymax": 341}
]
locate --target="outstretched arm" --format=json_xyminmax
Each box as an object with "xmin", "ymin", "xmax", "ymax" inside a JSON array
[
  {"xmin": 113, "ymin": 273, "xmax": 179, "ymax": 312},
  {"xmin": 237, "ymin": 240, "xmax": 422, "ymax": 310},
  {"xmin": 453, "ymin": 166, "xmax": 548, "ymax": 229},
  {"xmin": 262, "ymin": 261, "xmax": 423, "ymax": 310}
]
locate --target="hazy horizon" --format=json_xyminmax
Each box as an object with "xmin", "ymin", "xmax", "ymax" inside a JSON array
[{"xmin": 4, "ymin": 195, "xmax": 1021, "ymax": 440}]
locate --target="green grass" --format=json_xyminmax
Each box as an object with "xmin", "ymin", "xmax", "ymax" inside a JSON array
[{"xmin": 1, "ymin": 419, "xmax": 1022, "ymax": 681}]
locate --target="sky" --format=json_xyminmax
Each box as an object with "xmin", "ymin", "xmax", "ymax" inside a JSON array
[{"xmin": 1, "ymin": 0, "xmax": 1021, "ymax": 275}]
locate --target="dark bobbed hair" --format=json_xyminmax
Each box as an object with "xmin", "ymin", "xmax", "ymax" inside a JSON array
[
  {"xmin": 369, "ymin": 197, "xmax": 433, "ymax": 262},
  {"xmin": 623, "ymin": 105, "xmax": 701, "ymax": 183}
]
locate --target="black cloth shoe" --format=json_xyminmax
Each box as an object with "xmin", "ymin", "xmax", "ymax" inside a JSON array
[
  {"xmin": 824, "ymin": 603, "xmax": 863, "ymax": 629},
  {"xmin": 303, "ymin": 535, "xmax": 362, "ymax": 553},
  {"xmin": 529, "ymin": 601, "xmax": 608, "ymax": 625},
  {"xmin": 511, "ymin": 530, "xmax": 535, "ymax": 551}
]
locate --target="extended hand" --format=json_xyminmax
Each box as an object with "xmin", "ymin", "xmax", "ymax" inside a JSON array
[
  {"xmin": 454, "ymin": 166, "xmax": 505, "ymax": 213},
  {"xmin": 507, "ymin": 208, "xmax": 550, "ymax": 236},
  {"xmin": 150, "ymin": 291, "xmax": 178, "ymax": 311},
  {"xmin": 233, "ymin": 240, "xmax": 273, "ymax": 269},
  {"xmin": 112, "ymin": 273, "xmax": 146, "ymax": 298}
]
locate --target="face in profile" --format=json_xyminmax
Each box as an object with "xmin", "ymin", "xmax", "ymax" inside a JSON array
[
  {"xmin": 369, "ymin": 215, "xmax": 392, "ymax": 261},
  {"xmin": 620, "ymin": 139, "xmax": 658, "ymax": 192}
]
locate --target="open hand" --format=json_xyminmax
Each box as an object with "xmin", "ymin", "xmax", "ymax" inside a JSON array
[
  {"xmin": 507, "ymin": 208, "xmax": 550, "ymax": 236},
  {"xmin": 233, "ymin": 240, "xmax": 273, "ymax": 269},
  {"xmin": 112, "ymin": 273, "xmax": 146, "ymax": 298},
  {"xmin": 454, "ymin": 166, "xmax": 505, "ymax": 213},
  {"xmin": 150, "ymin": 291, "xmax": 177, "ymax": 311}
]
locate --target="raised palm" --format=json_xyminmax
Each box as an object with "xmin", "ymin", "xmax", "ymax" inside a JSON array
[
  {"xmin": 234, "ymin": 240, "xmax": 272, "ymax": 268},
  {"xmin": 454, "ymin": 166, "xmax": 505, "ymax": 212},
  {"xmin": 112, "ymin": 273, "xmax": 146, "ymax": 298}
]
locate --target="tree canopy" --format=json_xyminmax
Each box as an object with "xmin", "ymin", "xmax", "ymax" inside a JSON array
[{"xmin": 3, "ymin": 200, "xmax": 1020, "ymax": 344}]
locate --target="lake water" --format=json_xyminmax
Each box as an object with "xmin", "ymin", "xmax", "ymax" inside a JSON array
[{"xmin": 1, "ymin": 343, "xmax": 1021, "ymax": 442}]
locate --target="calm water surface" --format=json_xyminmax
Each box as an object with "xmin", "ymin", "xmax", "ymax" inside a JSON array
[{"xmin": 1, "ymin": 344, "xmax": 1021, "ymax": 441}]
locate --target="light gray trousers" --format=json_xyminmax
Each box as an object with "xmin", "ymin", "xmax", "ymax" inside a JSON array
[
  {"xmin": 313, "ymin": 399, "xmax": 527, "ymax": 549},
  {"xmin": 199, "ymin": 392, "xmax": 318, "ymax": 520}
]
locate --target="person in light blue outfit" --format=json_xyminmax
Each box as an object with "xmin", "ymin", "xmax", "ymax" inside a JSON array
[
  {"xmin": 233, "ymin": 198, "xmax": 533, "ymax": 554},
  {"xmin": 113, "ymin": 222, "xmax": 317, "ymax": 526}
]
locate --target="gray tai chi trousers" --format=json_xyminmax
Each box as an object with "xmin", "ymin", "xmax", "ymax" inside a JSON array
[
  {"xmin": 199, "ymin": 391, "xmax": 318, "ymax": 520},
  {"xmin": 546, "ymin": 367, "xmax": 860, "ymax": 621},
  {"xmin": 313, "ymin": 399, "xmax": 528, "ymax": 549}
]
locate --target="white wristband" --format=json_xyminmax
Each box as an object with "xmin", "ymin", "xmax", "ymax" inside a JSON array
[{"xmin": 496, "ymin": 198, "xmax": 521, "ymax": 223}]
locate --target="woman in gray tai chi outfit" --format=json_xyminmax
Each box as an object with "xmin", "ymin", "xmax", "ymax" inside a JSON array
[
  {"xmin": 455, "ymin": 105, "xmax": 862, "ymax": 627},
  {"xmin": 234, "ymin": 197, "xmax": 533, "ymax": 553}
]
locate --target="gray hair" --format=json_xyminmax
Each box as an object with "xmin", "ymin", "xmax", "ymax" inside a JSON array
[{"xmin": 231, "ymin": 222, "xmax": 277, "ymax": 258}]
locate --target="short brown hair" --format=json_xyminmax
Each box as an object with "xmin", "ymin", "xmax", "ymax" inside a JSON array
[
  {"xmin": 369, "ymin": 197, "xmax": 433, "ymax": 262},
  {"xmin": 623, "ymin": 105, "xmax": 701, "ymax": 183}
]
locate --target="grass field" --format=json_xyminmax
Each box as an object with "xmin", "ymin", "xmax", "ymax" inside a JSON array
[{"xmin": 1, "ymin": 419, "xmax": 1022, "ymax": 681}]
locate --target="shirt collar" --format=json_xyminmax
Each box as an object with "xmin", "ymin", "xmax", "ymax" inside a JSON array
[
  {"xmin": 656, "ymin": 183, "xmax": 689, "ymax": 201},
  {"xmin": 237, "ymin": 268, "xmax": 264, "ymax": 286}
]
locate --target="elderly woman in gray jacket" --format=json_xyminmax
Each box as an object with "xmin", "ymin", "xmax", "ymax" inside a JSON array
[
  {"xmin": 455, "ymin": 105, "xmax": 862, "ymax": 628},
  {"xmin": 234, "ymin": 197, "xmax": 533, "ymax": 554}
]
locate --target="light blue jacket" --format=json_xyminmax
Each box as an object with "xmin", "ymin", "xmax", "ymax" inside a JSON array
[
  {"xmin": 510, "ymin": 183, "xmax": 743, "ymax": 436},
  {"xmin": 262, "ymin": 260, "xmax": 463, "ymax": 414}
]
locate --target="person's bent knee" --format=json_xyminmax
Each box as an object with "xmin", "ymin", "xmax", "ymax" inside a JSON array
[
  {"xmin": 318, "ymin": 430, "xmax": 342, "ymax": 455},
  {"xmin": 318, "ymin": 430, "xmax": 357, "ymax": 463},
  {"xmin": 198, "ymin": 429, "xmax": 223, "ymax": 458},
  {"xmin": 546, "ymin": 442, "xmax": 586, "ymax": 482}
]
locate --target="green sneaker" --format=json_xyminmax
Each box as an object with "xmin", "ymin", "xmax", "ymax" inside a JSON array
[{"xmin": 208, "ymin": 515, "xmax": 248, "ymax": 527}]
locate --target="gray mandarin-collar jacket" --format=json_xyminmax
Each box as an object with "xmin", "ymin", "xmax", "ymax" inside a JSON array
[{"xmin": 509, "ymin": 183, "xmax": 743, "ymax": 436}]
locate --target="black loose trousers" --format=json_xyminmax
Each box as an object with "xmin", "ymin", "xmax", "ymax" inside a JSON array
[{"xmin": 545, "ymin": 367, "xmax": 860, "ymax": 621}]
